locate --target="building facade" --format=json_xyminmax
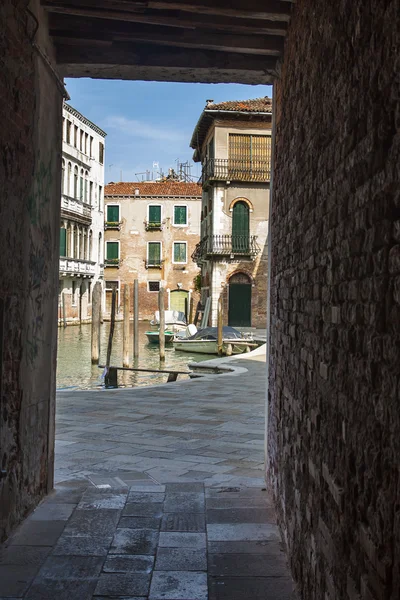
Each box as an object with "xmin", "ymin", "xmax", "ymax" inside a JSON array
[
  {"xmin": 104, "ymin": 181, "xmax": 202, "ymax": 320},
  {"xmin": 59, "ymin": 103, "xmax": 106, "ymax": 324},
  {"xmin": 191, "ymin": 97, "xmax": 272, "ymax": 328}
]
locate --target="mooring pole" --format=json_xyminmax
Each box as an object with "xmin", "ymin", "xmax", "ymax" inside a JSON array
[
  {"xmin": 159, "ymin": 286, "xmax": 165, "ymax": 362},
  {"xmin": 91, "ymin": 281, "xmax": 101, "ymax": 364},
  {"xmin": 188, "ymin": 296, "xmax": 194, "ymax": 324},
  {"xmin": 133, "ymin": 279, "xmax": 139, "ymax": 358},
  {"xmin": 105, "ymin": 287, "xmax": 117, "ymax": 387},
  {"xmin": 217, "ymin": 295, "xmax": 223, "ymax": 356},
  {"xmin": 61, "ymin": 290, "xmax": 67, "ymax": 328},
  {"xmin": 123, "ymin": 283, "xmax": 130, "ymax": 367}
]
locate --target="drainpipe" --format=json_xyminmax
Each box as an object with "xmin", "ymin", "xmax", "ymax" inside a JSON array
[{"xmin": 265, "ymin": 85, "xmax": 277, "ymax": 482}]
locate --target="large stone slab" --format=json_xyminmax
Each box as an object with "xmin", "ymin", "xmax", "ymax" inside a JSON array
[
  {"xmin": 161, "ymin": 513, "xmax": 205, "ymax": 532},
  {"xmin": 149, "ymin": 571, "xmax": 207, "ymax": 600},
  {"xmin": 208, "ymin": 576, "xmax": 296, "ymax": 600},
  {"xmin": 155, "ymin": 548, "xmax": 207, "ymax": 571},
  {"xmin": 109, "ymin": 529, "xmax": 159, "ymax": 555},
  {"xmin": 207, "ymin": 523, "xmax": 280, "ymax": 542},
  {"xmin": 94, "ymin": 573, "xmax": 150, "ymax": 597}
]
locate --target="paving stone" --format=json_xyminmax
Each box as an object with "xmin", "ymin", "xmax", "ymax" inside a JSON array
[
  {"xmin": 78, "ymin": 492, "xmax": 127, "ymax": 510},
  {"xmin": 161, "ymin": 513, "xmax": 205, "ymax": 532},
  {"xmin": 8, "ymin": 521, "xmax": 66, "ymax": 547},
  {"xmin": 208, "ymin": 576, "xmax": 296, "ymax": 600},
  {"xmin": 164, "ymin": 493, "xmax": 204, "ymax": 513},
  {"xmin": 29, "ymin": 503, "xmax": 77, "ymax": 521},
  {"xmin": 34, "ymin": 555, "xmax": 104, "ymax": 580},
  {"xmin": 165, "ymin": 483, "xmax": 204, "ymax": 493},
  {"xmin": 119, "ymin": 516, "xmax": 161, "ymax": 529},
  {"xmin": 0, "ymin": 565, "xmax": 39, "ymax": 597},
  {"xmin": 155, "ymin": 548, "xmax": 207, "ymax": 571},
  {"xmin": 0, "ymin": 545, "xmax": 52, "ymax": 567},
  {"xmin": 127, "ymin": 492, "xmax": 165, "ymax": 503},
  {"xmin": 149, "ymin": 571, "xmax": 207, "ymax": 600},
  {"xmin": 24, "ymin": 578, "xmax": 97, "ymax": 600},
  {"xmin": 94, "ymin": 573, "xmax": 151, "ymax": 597},
  {"xmin": 129, "ymin": 485, "xmax": 166, "ymax": 493},
  {"xmin": 207, "ymin": 523, "xmax": 280, "ymax": 542},
  {"xmin": 52, "ymin": 535, "xmax": 113, "ymax": 556},
  {"xmin": 206, "ymin": 508, "xmax": 276, "ymax": 524},
  {"xmin": 208, "ymin": 540, "xmax": 283, "ymax": 554},
  {"xmin": 206, "ymin": 497, "xmax": 269, "ymax": 509},
  {"xmin": 64, "ymin": 509, "xmax": 121, "ymax": 537},
  {"xmin": 103, "ymin": 554, "xmax": 154, "ymax": 573},
  {"xmin": 122, "ymin": 503, "xmax": 163, "ymax": 518},
  {"xmin": 209, "ymin": 552, "xmax": 289, "ymax": 576},
  {"xmin": 110, "ymin": 529, "xmax": 159, "ymax": 555},
  {"xmin": 158, "ymin": 532, "xmax": 206, "ymax": 549}
]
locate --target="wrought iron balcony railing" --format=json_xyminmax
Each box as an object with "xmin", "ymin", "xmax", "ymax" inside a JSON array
[
  {"xmin": 145, "ymin": 258, "xmax": 164, "ymax": 269},
  {"xmin": 105, "ymin": 221, "xmax": 122, "ymax": 230},
  {"xmin": 145, "ymin": 220, "xmax": 163, "ymax": 231},
  {"xmin": 201, "ymin": 158, "xmax": 270, "ymax": 185},
  {"xmin": 105, "ymin": 258, "xmax": 120, "ymax": 267},
  {"xmin": 192, "ymin": 234, "xmax": 260, "ymax": 265}
]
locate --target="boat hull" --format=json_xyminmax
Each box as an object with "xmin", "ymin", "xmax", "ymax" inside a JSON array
[
  {"xmin": 173, "ymin": 340, "xmax": 250, "ymax": 355},
  {"xmin": 145, "ymin": 331, "xmax": 175, "ymax": 344}
]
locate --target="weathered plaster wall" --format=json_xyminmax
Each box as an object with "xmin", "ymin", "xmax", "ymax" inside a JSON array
[
  {"xmin": 268, "ymin": 0, "xmax": 400, "ymax": 598},
  {"xmin": 0, "ymin": 0, "xmax": 61, "ymax": 541}
]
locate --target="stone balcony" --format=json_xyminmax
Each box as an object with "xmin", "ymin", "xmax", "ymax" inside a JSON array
[
  {"xmin": 61, "ymin": 194, "xmax": 92, "ymax": 225},
  {"xmin": 59, "ymin": 257, "xmax": 96, "ymax": 277}
]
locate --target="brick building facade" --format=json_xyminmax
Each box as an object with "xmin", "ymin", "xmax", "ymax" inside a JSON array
[{"xmin": 104, "ymin": 181, "xmax": 201, "ymax": 320}]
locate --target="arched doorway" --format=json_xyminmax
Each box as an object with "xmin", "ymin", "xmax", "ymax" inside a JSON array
[
  {"xmin": 232, "ymin": 201, "xmax": 250, "ymax": 252},
  {"xmin": 170, "ymin": 289, "xmax": 189, "ymax": 318},
  {"xmin": 228, "ymin": 272, "xmax": 252, "ymax": 327}
]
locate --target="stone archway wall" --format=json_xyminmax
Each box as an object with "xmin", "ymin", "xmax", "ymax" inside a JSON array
[{"xmin": 269, "ymin": 0, "xmax": 400, "ymax": 598}]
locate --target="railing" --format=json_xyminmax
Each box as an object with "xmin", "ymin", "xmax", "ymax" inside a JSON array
[
  {"xmin": 105, "ymin": 258, "xmax": 120, "ymax": 267},
  {"xmin": 201, "ymin": 158, "xmax": 270, "ymax": 185},
  {"xmin": 145, "ymin": 259, "xmax": 164, "ymax": 269},
  {"xmin": 145, "ymin": 220, "xmax": 163, "ymax": 231},
  {"xmin": 105, "ymin": 221, "xmax": 122, "ymax": 230},
  {"xmin": 192, "ymin": 234, "xmax": 260, "ymax": 265},
  {"xmin": 61, "ymin": 194, "xmax": 92, "ymax": 220},
  {"xmin": 59, "ymin": 257, "xmax": 96, "ymax": 276}
]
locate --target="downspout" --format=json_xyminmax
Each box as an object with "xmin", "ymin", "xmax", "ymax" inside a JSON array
[{"xmin": 264, "ymin": 85, "xmax": 277, "ymax": 482}]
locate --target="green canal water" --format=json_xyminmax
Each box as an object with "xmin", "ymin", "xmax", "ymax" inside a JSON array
[{"xmin": 56, "ymin": 321, "xmax": 213, "ymax": 391}]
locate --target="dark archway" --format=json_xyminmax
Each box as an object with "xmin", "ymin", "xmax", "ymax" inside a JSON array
[{"xmin": 228, "ymin": 272, "xmax": 252, "ymax": 327}]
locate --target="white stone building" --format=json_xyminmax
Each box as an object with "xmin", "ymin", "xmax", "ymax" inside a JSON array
[{"xmin": 59, "ymin": 102, "xmax": 106, "ymax": 324}]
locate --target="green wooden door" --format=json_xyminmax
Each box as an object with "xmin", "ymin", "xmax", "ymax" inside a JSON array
[
  {"xmin": 232, "ymin": 201, "xmax": 249, "ymax": 252},
  {"xmin": 228, "ymin": 282, "xmax": 251, "ymax": 327},
  {"xmin": 170, "ymin": 290, "xmax": 188, "ymax": 315}
]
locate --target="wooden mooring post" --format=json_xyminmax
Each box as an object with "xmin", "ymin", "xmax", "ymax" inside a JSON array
[
  {"xmin": 159, "ymin": 286, "xmax": 165, "ymax": 362},
  {"xmin": 217, "ymin": 295, "xmax": 223, "ymax": 356},
  {"xmin": 133, "ymin": 278, "xmax": 139, "ymax": 359},
  {"xmin": 61, "ymin": 291, "xmax": 67, "ymax": 328},
  {"xmin": 91, "ymin": 281, "xmax": 101, "ymax": 364},
  {"xmin": 105, "ymin": 287, "xmax": 117, "ymax": 387},
  {"xmin": 123, "ymin": 283, "xmax": 130, "ymax": 368}
]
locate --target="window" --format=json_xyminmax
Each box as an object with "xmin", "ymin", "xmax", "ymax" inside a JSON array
[
  {"xmin": 89, "ymin": 181, "xmax": 93, "ymax": 205},
  {"xmin": 73, "ymin": 166, "xmax": 78, "ymax": 198},
  {"xmin": 89, "ymin": 136, "xmax": 93, "ymax": 157},
  {"xmin": 66, "ymin": 121, "xmax": 71, "ymax": 144},
  {"xmin": 173, "ymin": 205, "xmax": 187, "ymax": 226},
  {"xmin": 74, "ymin": 125, "xmax": 78, "ymax": 148},
  {"xmin": 67, "ymin": 163, "xmax": 71, "ymax": 195},
  {"xmin": 88, "ymin": 282, "xmax": 92, "ymax": 304},
  {"xmin": 85, "ymin": 132, "xmax": 88, "ymax": 154},
  {"xmin": 148, "ymin": 281, "xmax": 160, "ymax": 292},
  {"xmin": 105, "ymin": 281, "xmax": 119, "ymax": 312},
  {"xmin": 99, "ymin": 185, "xmax": 103, "ymax": 211},
  {"xmin": 79, "ymin": 170, "xmax": 84, "ymax": 200},
  {"xmin": 84, "ymin": 172, "xmax": 88, "ymax": 203},
  {"xmin": 147, "ymin": 205, "xmax": 162, "ymax": 229},
  {"xmin": 228, "ymin": 134, "xmax": 271, "ymax": 180},
  {"xmin": 99, "ymin": 142, "xmax": 104, "ymax": 164},
  {"xmin": 61, "ymin": 160, "xmax": 65, "ymax": 194},
  {"xmin": 147, "ymin": 242, "xmax": 161, "ymax": 267},
  {"xmin": 107, "ymin": 205, "xmax": 120, "ymax": 224},
  {"xmin": 173, "ymin": 242, "xmax": 187, "ymax": 264},
  {"xmin": 232, "ymin": 201, "xmax": 250, "ymax": 252},
  {"xmin": 80, "ymin": 130, "xmax": 84, "ymax": 151},
  {"xmin": 106, "ymin": 241, "xmax": 119, "ymax": 264},
  {"xmin": 72, "ymin": 280, "xmax": 77, "ymax": 305},
  {"xmin": 59, "ymin": 228, "xmax": 67, "ymax": 257}
]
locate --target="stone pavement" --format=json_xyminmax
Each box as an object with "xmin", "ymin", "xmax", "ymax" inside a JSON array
[{"xmin": 0, "ymin": 349, "xmax": 298, "ymax": 599}]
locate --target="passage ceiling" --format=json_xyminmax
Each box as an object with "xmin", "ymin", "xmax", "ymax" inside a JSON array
[{"xmin": 42, "ymin": 0, "xmax": 294, "ymax": 83}]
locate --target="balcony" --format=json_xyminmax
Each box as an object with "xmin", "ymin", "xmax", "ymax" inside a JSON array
[
  {"xmin": 105, "ymin": 258, "xmax": 120, "ymax": 268},
  {"xmin": 59, "ymin": 257, "xmax": 96, "ymax": 277},
  {"xmin": 145, "ymin": 259, "xmax": 164, "ymax": 269},
  {"xmin": 192, "ymin": 234, "xmax": 260, "ymax": 265},
  {"xmin": 145, "ymin": 220, "xmax": 163, "ymax": 231},
  {"xmin": 105, "ymin": 221, "xmax": 122, "ymax": 230},
  {"xmin": 201, "ymin": 158, "xmax": 270, "ymax": 186},
  {"xmin": 61, "ymin": 194, "xmax": 92, "ymax": 224}
]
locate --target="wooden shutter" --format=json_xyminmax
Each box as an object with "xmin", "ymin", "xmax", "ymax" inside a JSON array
[
  {"xmin": 174, "ymin": 243, "xmax": 186, "ymax": 263},
  {"xmin": 106, "ymin": 242, "xmax": 119, "ymax": 259},
  {"xmin": 107, "ymin": 205, "xmax": 119, "ymax": 222},
  {"xmin": 148, "ymin": 206, "xmax": 161, "ymax": 224},
  {"xmin": 174, "ymin": 206, "xmax": 187, "ymax": 225},
  {"xmin": 59, "ymin": 228, "xmax": 67, "ymax": 257},
  {"xmin": 148, "ymin": 242, "xmax": 161, "ymax": 264},
  {"xmin": 232, "ymin": 201, "xmax": 249, "ymax": 252}
]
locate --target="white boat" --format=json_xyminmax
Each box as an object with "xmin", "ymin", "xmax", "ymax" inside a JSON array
[
  {"xmin": 150, "ymin": 310, "xmax": 187, "ymax": 332},
  {"xmin": 173, "ymin": 326, "xmax": 254, "ymax": 355}
]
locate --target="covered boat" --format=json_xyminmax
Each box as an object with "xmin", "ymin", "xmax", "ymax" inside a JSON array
[
  {"xmin": 150, "ymin": 310, "xmax": 187, "ymax": 332},
  {"xmin": 145, "ymin": 330, "xmax": 175, "ymax": 344}
]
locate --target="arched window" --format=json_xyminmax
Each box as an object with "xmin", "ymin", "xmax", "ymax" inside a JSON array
[
  {"xmin": 232, "ymin": 201, "xmax": 249, "ymax": 252},
  {"xmin": 61, "ymin": 160, "xmax": 65, "ymax": 194},
  {"xmin": 73, "ymin": 166, "xmax": 78, "ymax": 198},
  {"xmin": 98, "ymin": 232, "xmax": 102, "ymax": 263},
  {"xmin": 67, "ymin": 162, "xmax": 71, "ymax": 195},
  {"xmin": 85, "ymin": 171, "xmax": 89, "ymax": 203},
  {"xmin": 79, "ymin": 169, "xmax": 84, "ymax": 200}
]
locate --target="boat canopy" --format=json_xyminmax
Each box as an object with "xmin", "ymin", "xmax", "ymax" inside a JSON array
[
  {"xmin": 188, "ymin": 326, "xmax": 243, "ymax": 341},
  {"xmin": 151, "ymin": 310, "xmax": 187, "ymax": 325}
]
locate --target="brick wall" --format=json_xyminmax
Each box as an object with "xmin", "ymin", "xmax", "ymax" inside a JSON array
[
  {"xmin": 268, "ymin": 0, "xmax": 400, "ymax": 598},
  {"xmin": 0, "ymin": 0, "xmax": 62, "ymax": 541}
]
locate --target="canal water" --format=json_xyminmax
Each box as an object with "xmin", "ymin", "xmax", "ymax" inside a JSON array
[{"xmin": 56, "ymin": 321, "xmax": 213, "ymax": 391}]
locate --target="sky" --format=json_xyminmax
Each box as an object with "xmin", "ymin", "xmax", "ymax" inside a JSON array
[{"xmin": 65, "ymin": 79, "xmax": 272, "ymax": 183}]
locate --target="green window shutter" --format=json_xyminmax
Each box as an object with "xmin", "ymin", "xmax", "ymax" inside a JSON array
[
  {"xmin": 107, "ymin": 205, "xmax": 119, "ymax": 223},
  {"xmin": 148, "ymin": 242, "xmax": 161, "ymax": 264},
  {"xmin": 106, "ymin": 242, "xmax": 119, "ymax": 260},
  {"xmin": 59, "ymin": 228, "xmax": 66, "ymax": 257},
  {"xmin": 148, "ymin": 206, "xmax": 161, "ymax": 224},
  {"xmin": 174, "ymin": 243, "xmax": 186, "ymax": 263},
  {"xmin": 232, "ymin": 201, "xmax": 250, "ymax": 252},
  {"xmin": 174, "ymin": 206, "xmax": 187, "ymax": 225}
]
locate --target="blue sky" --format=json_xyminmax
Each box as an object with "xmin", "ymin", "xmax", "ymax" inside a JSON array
[{"xmin": 65, "ymin": 79, "xmax": 272, "ymax": 183}]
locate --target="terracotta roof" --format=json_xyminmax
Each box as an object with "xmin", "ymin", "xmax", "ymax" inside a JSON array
[
  {"xmin": 205, "ymin": 97, "xmax": 272, "ymax": 113},
  {"xmin": 105, "ymin": 181, "xmax": 201, "ymax": 197}
]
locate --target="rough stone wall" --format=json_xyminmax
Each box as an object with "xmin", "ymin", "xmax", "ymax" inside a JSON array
[
  {"xmin": 0, "ymin": 0, "xmax": 62, "ymax": 541},
  {"xmin": 268, "ymin": 0, "xmax": 400, "ymax": 598}
]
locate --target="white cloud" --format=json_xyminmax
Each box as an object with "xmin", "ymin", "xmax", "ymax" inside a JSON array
[{"xmin": 103, "ymin": 115, "xmax": 188, "ymax": 143}]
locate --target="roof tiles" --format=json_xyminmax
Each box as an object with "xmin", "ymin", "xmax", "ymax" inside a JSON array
[
  {"xmin": 105, "ymin": 181, "xmax": 201, "ymax": 197},
  {"xmin": 205, "ymin": 96, "xmax": 272, "ymax": 113}
]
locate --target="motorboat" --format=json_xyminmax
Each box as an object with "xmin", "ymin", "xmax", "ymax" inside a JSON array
[
  {"xmin": 150, "ymin": 310, "xmax": 187, "ymax": 332},
  {"xmin": 145, "ymin": 330, "xmax": 175, "ymax": 344},
  {"xmin": 173, "ymin": 326, "xmax": 254, "ymax": 355}
]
